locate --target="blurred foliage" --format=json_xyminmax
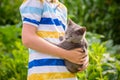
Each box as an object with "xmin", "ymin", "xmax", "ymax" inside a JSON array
[
  {"xmin": 0, "ymin": 0, "xmax": 120, "ymax": 80},
  {"xmin": 0, "ymin": 25, "xmax": 28, "ymax": 80},
  {"xmin": 0, "ymin": 0, "xmax": 22, "ymax": 25}
]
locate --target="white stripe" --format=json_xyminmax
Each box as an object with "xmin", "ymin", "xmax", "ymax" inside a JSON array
[
  {"xmin": 20, "ymin": 0, "xmax": 43, "ymax": 8},
  {"xmin": 28, "ymin": 37, "xmax": 62, "ymax": 62},
  {"xmin": 29, "ymin": 51, "xmax": 61, "ymax": 62},
  {"xmin": 28, "ymin": 66, "xmax": 69, "ymax": 76},
  {"xmin": 42, "ymin": 12, "xmax": 63, "ymax": 19},
  {"xmin": 44, "ymin": 38, "xmax": 61, "ymax": 44},
  {"xmin": 22, "ymin": 13, "xmax": 41, "ymax": 21},
  {"xmin": 38, "ymin": 24, "xmax": 65, "ymax": 32}
]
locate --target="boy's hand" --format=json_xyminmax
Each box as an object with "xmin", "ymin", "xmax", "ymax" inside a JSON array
[
  {"xmin": 78, "ymin": 55, "xmax": 89, "ymax": 72},
  {"xmin": 65, "ymin": 48, "xmax": 88, "ymax": 65}
]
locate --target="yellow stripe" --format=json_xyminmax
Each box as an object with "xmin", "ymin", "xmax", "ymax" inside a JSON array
[
  {"xmin": 28, "ymin": 72, "xmax": 75, "ymax": 80},
  {"xmin": 37, "ymin": 31, "xmax": 64, "ymax": 38}
]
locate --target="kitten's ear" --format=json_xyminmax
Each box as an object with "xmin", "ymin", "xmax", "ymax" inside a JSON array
[
  {"xmin": 67, "ymin": 19, "xmax": 74, "ymax": 26},
  {"xmin": 81, "ymin": 27, "xmax": 86, "ymax": 32},
  {"xmin": 75, "ymin": 27, "xmax": 86, "ymax": 35}
]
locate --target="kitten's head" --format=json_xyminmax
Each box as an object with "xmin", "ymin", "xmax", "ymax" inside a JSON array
[{"xmin": 65, "ymin": 19, "xmax": 86, "ymax": 43}]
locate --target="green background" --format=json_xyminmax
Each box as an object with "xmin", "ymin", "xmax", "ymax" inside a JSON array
[{"xmin": 0, "ymin": 0, "xmax": 120, "ymax": 80}]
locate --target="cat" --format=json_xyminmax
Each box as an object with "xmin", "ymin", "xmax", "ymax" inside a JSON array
[{"xmin": 57, "ymin": 19, "xmax": 88, "ymax": 73}]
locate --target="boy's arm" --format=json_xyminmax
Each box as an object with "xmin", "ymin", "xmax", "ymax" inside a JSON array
[{"xmin": 22, "ymin": 23, "xmax": 68, "ymax": 58}]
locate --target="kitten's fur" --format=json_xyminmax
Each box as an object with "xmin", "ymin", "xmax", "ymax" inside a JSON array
[{"xmin": 57, "ymin": 19, "xmax": 88, "ymax": 73}]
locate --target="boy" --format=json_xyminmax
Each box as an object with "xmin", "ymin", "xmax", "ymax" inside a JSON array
[{"xmin": 20, "ymin": 0, "xmax": 88, "ymax": 80}]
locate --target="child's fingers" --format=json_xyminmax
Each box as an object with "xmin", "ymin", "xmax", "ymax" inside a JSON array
[
  {"xmin": 78, "ymin": 62, "xmax": 88, "ymax": 72},
  {"xmin": 78, "ymin": 56, "xmax": 89, "ymax": 71},
  {"xmin": 74, "ymin": 48, "xmax": 87, "ymax": 55},
  {"xmin": 73, "ymin": 56, "xmax": 88, "ymax": 65},
  {"xmin": 79, "ymin": 55, "xmax": 88, "ymax": 62},
  {"xmin": 73, "ymin": 48, "xmax": 83, "ymax": 52},
  {"xmin": 78, "ymin": 53, "xmax": 87, "ymax": 60}
]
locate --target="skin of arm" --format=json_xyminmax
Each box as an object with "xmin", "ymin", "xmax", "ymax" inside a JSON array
[{"xmin": 22, "ymin": 23, "xmax": 88, "ymax": 68}]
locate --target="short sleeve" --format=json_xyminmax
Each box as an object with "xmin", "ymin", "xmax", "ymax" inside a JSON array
[{"xmin": 20, "ymin": 0, "xmax": 43, "ymax": 27}]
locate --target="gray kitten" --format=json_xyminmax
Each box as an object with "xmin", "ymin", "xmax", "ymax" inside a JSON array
[{"xmin": 57, "ymin": 19, "xmax": 88, "ymax": 73}]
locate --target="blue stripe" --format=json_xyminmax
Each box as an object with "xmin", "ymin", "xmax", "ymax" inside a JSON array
[
  {"xmin": 54, "ymin": 19, "xmax": 65, "ymax": 30},
  {"xmin": 54, "ymin": 19, "xmax": 61, "ymax": 26},
  {"xmin": 20, "ymin": 7, "xmax": 43, "ymax": 15},
  {"xmin": 39, "ymin": 18, "xmax": 54, "ymax": 25},
  {"xmin": 40, "ymin": 18, "xmax": 66, "ymax": 30},
  {"xmin": 61, "ymin": 23, "xmax": 65, "ymax": 30},
  {"xmin": 23, "ymin": 18, "xmax": 40, "ymax": 25},
  {"xmin": 23, "ymin": 17, "xmax": 66, "ymax": 30},
  {"xmin": 28, "ymin": 59, "xmax": 65, "ymax": 69}
]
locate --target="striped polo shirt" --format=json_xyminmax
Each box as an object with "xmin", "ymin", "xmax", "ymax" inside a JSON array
[{"xmin": 20, "ymin": 0, "xmax": 77, "ymax": 80}]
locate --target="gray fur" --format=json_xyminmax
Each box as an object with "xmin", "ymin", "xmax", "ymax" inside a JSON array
[{"xmin": 57, "ymin": 19, "xmax": 88, "ymax": 73}]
